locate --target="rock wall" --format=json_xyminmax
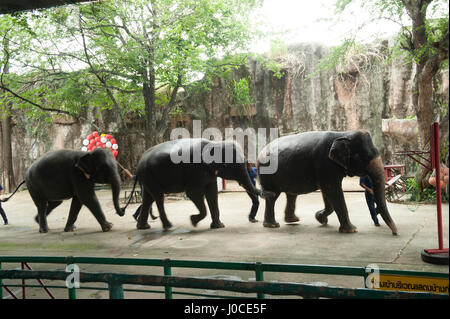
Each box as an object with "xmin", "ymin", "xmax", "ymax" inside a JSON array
[
  {"xmin": 181, "ymin": 41, "xmax": 448, "ymax": 173},
  {"xmin": 182, "ymin": 42, "xmax": 392, "ymax": 156}
]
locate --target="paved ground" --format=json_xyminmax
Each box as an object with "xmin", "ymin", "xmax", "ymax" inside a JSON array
[{"xmin": 0, "ymin": 177, "xmax": 448, "ymax": 299}]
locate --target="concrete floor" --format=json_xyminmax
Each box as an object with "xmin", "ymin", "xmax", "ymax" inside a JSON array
[{"xmin": 0, "ymin": 177, "xmax": 448, "ymax": 298}]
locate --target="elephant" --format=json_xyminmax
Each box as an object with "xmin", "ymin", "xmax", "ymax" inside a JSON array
[
  {"xmin": 257, "ymin": 130, "xmax": 398, "ymax": 235},
  {"xmin": 133, "ymin": 138, "xmax": 274, "ymax": 231},
  {"xmin": 9, "ymin": 148, "xmax": 126, "ymax": 233}
]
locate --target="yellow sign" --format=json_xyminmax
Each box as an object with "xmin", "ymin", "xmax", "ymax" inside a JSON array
[{"xmin": 375, "ymin": 274, "xmax": 449, "ymax": 294}]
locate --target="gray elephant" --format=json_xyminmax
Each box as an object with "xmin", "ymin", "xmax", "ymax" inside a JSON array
[
  {"xmin": 257, "ymin": 130, "xmax": 398, "ymax": 235},
  {"xmin": 4, "ymin": 148, "xmax": 125, "ymax": 233},
  {"xmin": 133, "ymin": 138, "xmax": 273, "ymax": 231}
]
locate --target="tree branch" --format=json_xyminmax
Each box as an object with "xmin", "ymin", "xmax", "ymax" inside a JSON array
[
  {"xmin": 78, "ymin": 13, "xmax": 121, "ymax": 111},
  {"xmin": 0, "ymin": 81, "xmax": 72, "ymax": 116},
  {"xmin": 156, "ymin": 73, "xmax": 183, "ymax": 136}
]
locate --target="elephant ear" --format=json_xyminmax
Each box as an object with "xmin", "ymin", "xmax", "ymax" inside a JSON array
[
  {"xmin": 328, "ymin": 137, "xmax": 350, "ymax": 171},
  {"xmin": 76, "ymin": 152, "xmax": 95, "ymax": 178}
]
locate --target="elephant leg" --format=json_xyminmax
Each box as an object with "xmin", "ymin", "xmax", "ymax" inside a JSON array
[
  {"xmin": 64, "ymin": 197, "xmax": 82, "ymax": 232},
  {"xmin": 315, "ymin": 192, "xmax": 334, "ymax": 225},
  {"xmin": 263, "ymin": 191, "xmax": 281, "ymax": 228},
  {"xmin": 77, "ymin": 190, "xmax": 112, "ymax": 232},
  {"xmin": 153, "ymin": 192, "xmax": 172, "ymax": 231},
  {"xmin": 284, "ymin": 193, "xmax": 299, "ymax": 223},
  {"xmin": 204, "ymin": 182, "xmax": 224, "ymax": 229},
  {"xmin": 34, "ymin": 200, "xmax": 63, "ymax": 224},
  {"xmin": 35, "ymin": 202, "xmax": 49, "ymax": 233},
  {"xmin": 322, "ymin": 185, "xmax": 357, "ymax": 233},
  {"xmin": 186, "ymin": 190, "xmax": 209, "ymax": 228},
  {"xmin": 136, "ymin": 190, "xmax": 154, "ymax": 230}
]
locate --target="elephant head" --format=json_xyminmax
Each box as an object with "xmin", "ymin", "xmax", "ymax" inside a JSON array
[
  {"xmin": 204, "ymin": 140, "xmax": 274, "ymax": 198},
  {"xmin": 76, "ymin": 148, "xmax": 125, "ymax": 216},
  {"xmin": 328, "ymin": 130, "xmax": 398, "ymax": 235}
]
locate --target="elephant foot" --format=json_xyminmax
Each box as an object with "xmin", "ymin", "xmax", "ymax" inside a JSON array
[
  {"xmin": 285, "ymin": 215, "xmax": 300, "ymax": 223},
  {"xmin": 339, "ymin": 225, "xmax": 358, "ymax": 233},
  {"xmin": 210, "ymin": 221, "xmax": 225, "ymax": 229},
  {"xmin": 263, "ymin": 221, "xmax": 280, "ymax": 228},
  {"xmin": 162, "ymin": 221, "xmax": 173, "ymax": 231},
  {"xmin": 101, "ymin": 222, "xmax": 113, "ymax": 232},
  {"xmin": 39, "ymin": 227, "xmax": 49, "ymax": 233},
  {"xmin": 136, "ymin": 222, "xmax": 151, "ymax": 230},
  {"xmin": 190, "ymin": 215, "xmax": 204, "ymax": 227},
  {"xmin": 315, "ymin": 211, "xmax": 328, "ymax": 225},
  {"xmin": 64, "ymin": 225, "xmax": 76, "ymax": 232}
]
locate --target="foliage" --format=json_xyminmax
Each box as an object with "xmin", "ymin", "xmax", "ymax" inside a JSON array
[
  {"xmin": 406, "ymin": 177, "xmax": 449, "ymax": 203},
  {"xmin": 324, "ymin": 0, "xmax": 448, "ymax": 74},
  {"xmin": 229, "ymin": 77, "xmax": 253, "ymax": 116},
  {"xmin": 1, "ymin": 0, "xmax": 265, "ymax": 143}
]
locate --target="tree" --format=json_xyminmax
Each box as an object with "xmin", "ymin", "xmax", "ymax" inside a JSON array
[
  {"xmin": 332, "ymin": 0, "xmax": 449, "ymax": 190},
  {"xmin": 3, "ymin": 0, "xmax": 264, "ymax": 148},
  {"xmin": 1, "ymin": 16, "xmax": 16, "ymax": 191}
]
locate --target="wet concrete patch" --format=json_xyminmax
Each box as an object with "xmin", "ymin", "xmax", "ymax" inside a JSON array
[{"xmin": 170, "ymin": 238, "xmax": 209, "ymax": 249}]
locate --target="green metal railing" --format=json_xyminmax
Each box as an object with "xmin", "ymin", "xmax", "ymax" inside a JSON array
[{"xmin": 0, "ymin": 256, "xmax": 448, "ymax": 299}]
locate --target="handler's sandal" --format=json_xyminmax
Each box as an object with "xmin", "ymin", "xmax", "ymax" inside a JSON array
[{"xmin": 249, "ymin": 217, "xmax": 258, "ymax": 223}]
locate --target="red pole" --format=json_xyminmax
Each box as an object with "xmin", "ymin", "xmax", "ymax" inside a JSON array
[
  {"xmin": 21, "ymin": 262, "xmax": 26, "ymax": 299},
  {"xmin": 23, "ymin": 262, "xmax": 56, "ymax": 299},
  {"xmin": 432, "ymin": 123, "xmax": 444, "ymax": 250},
  {"xmin": 422, "ymin": 123, "xmax": 448, "ymax": 263},
  {"xmin": 3, "ymin": 286, "xmax": 19, "ymax": 299}
]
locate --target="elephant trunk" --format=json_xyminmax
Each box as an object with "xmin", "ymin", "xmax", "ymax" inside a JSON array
[
  {"xmin": 111, "ymin": 173, "xmax": 125, "ymax": 216},
  {"xmin": 367, "ymin": 156, "xmax": 398, "ymax": 235},
  {"xmin": 236, "ymin": 165, "xmax": 274, "ymax": 199}
]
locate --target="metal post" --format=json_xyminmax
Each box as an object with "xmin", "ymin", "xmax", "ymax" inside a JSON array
[
  {"xmin": 66, "ymin": 261, "xmax": 77, "ymax": 299},
  {"xmin": 255, "ymin": 262, "xmax": 265, "ymax": 299},
  {"xmin": 432, "ymin": 123, "xmax": 443, "ymax": 250},
  {"xmin": 422, "ymin": 123, "xmax": 448, "ymax": 264},
  {"xmin": 163, "ymin": 259, "xmax": 173, "ymax": 299},
  {"xmin": 68, "ymin": 287, "xmax": 76, "ymax": 299},
  {"xmin": 108, "ymin": 280, "xmax": 124, "ymax": 299}
]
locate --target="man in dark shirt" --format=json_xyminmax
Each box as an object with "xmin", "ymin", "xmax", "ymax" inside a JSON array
[
  {"xmin": 360, "ymin": 176, "xmax": 380, "ymax": 226},
  {"xmin": 246, "ymin": 163, "xmax": 260, "ymax": 223},
  {"xmin": 0, "ymin": 183, "xmax": 8, "ymax": 225}
]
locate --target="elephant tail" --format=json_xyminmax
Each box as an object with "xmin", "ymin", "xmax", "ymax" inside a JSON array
[
  {"xmin": 0, "ymin": 180, "xmax": 26, "ymax": 202},
  {"xmin": 121, "ymin": 176, "xmax": 139, "ymax": 212}
]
